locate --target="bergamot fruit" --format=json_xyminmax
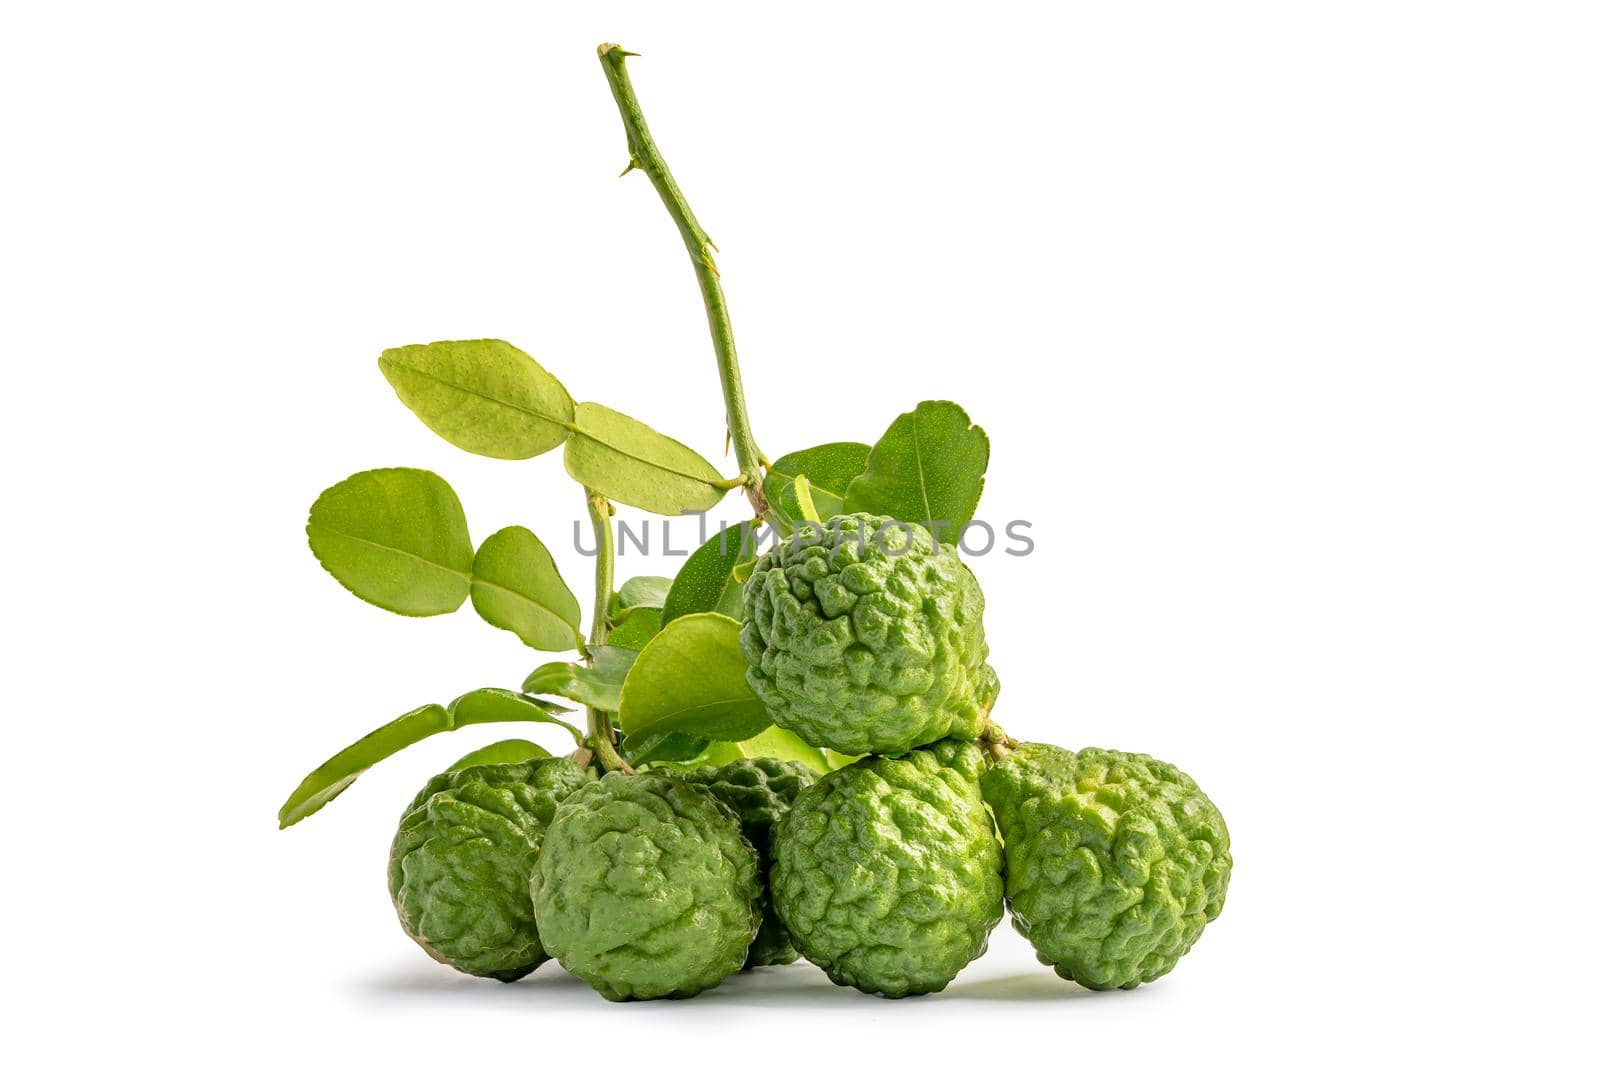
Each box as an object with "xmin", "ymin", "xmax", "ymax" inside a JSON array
[
  {"xmin": 673, "ymin": 758, "xmax": 819, "ymax": 967},
  {"xmin": 770, "ymin": 740, "xmax": 1003, "ymax": 996},
  {"xmin": 981, "ymin": 744, "xmax": 1232, "ymax": 990},
  {"xmin": 531, "ymin": 773, "xmax": 761, "ymax": 1000},
  {"xmin": 388, "ymin": 756, "xmax": 591, "ymax": 981},
  {"xmin": 740, "ymin": 513, "xmax": 999, "ymax": 754}
]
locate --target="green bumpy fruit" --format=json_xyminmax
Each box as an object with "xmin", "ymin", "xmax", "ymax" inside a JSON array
[
  {"xmin": 770, "ymin": 740, "xmax": 1003, "ymax": 997},
  {"xmin": 531, "ymin": 773, "xmax": 761, "ymax": 1001},
  {"xmin": 740, "ymin": 513, "xmax": 999, "ymax": 755},
  {"xmin": 388, "ymin": 756, "xmax": 592, "ymax": 981},
  {"xmin": 981, "ymin": 744, "xmax": 1232, "ymax": 990},
  {"xmin": 674, "ymin": 758, "xmax": 819, "ymax": 967}
]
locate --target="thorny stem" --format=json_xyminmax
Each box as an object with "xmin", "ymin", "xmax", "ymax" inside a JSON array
[
  {"xmin": 582, "ymin": 489, "xmax": 633, "ymax": 773},
  {"xmin": 597, "ymin": 43, "xmax": 770, "ymax": 520}
]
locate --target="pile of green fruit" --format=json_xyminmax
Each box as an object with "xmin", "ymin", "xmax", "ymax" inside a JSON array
[{"xmin": 280, "ymin": 44, "xmax": 1233, "ymax": 1002}]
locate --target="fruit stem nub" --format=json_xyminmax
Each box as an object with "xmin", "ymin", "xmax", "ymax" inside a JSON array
[{"xmin": 979, "ymin": 720, "xmax": 1016, "ymax": 764}]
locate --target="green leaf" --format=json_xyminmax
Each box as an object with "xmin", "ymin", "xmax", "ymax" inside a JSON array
[
  {"xmin": 844, "ymin": 400, "xmax": 989, "ymax": 544},
  {"xmin": 698, "ymin": 726, "xmax": 832, "ymax": 775},
  {"xmin": 378, "ymin": 339, "xmax": 574, "ymax": 459},
  {"xmin": 306, "ymin": 468, "xmax": 473, "ymax": 616},
  {"xmin": 276, "ymin": 690, "xmax": 580, "ymax": 828},
  {"xmin": 622, "ymin": 731, "xmax": 710, "ymax": 766},
  {"xmin": 447, "ymin": 738, "xmax": 553, "ymax": 771},
  {"xmin": 605, "ymin": 607, "xmax": 662, "ymax": 651},
  {"xmin": 521, "ymin": 646, "xmax": 637, "ymax": 714},
  {"xmin": 764, "ymin": 442, "xmax": 870, "ymax": 526},
  {"xmin": 446, "ymin": 688, "xmax": 583, "ymax": 736},
  {"xmin": 610, "ymin": 575, "xmax": 673, "ymax": 619},
  {"xmin": 469, "ymin": 526, "xmax": 583, "ymax": 650},
  {"xmin": 618, "ymin": 613, "xmax": 770, "ymax": 742},
  {"xmin": 661, "ymin": 521, "xmax": 758, "ymax": 625},
  {"xmin": 563, "ymin": 402, "xmax": 730, "ymax": 515}
]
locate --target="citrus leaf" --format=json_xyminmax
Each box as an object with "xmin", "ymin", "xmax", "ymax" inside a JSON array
[
  {"xmin": 447, "ymin": 738, "xmax": 553, "ymax": 771},
  {"xmin": 661, "ymin": 521, "xmax": 758, "ymax": 625},
  {"xmin": 378, "ymin": 339, "xmax": 574, "ymax": 459},
  {"xmin": 521, "ymin": 647, "xmax": 637, "ymax": 714},
  {"xmin": 764, "ymin": 442, "xmax": 870, "ymax": 526},
  {"xmin": 605, "ymin": 607, "xmax": 662, "ymax": 651},
  {"xmin": 276, "ymin": 690, "xmax": 579, "ymax": 829},
  {"xmin": 470, "ymin": 526, "xmax": 583, "ymax": 650},
  {"xmin": 698, "ymin": 726, "xmax": 832, "ymax": 775},
  {"xmin": 306, "ymin": 468, "xmax": 473, "ymax": 616},
  {"xmin": 844, "ymin": 400, "xmax": 989, "ymax": 544},
  {"xmin": 610, "ymin": 575, "xmax": 673, "ymax": 619},
  {"xmin": 563, "ymin": 402, "xmax": 729, "ymax": 515},
  {"xmin": 446, "ymin": 688, "xmax": 583, "ymax": 734},
  {"xmin": 622, "ymin": 731, "xmax": 711, "ymax": 766},
  {"xmin": 618, "ymin": 613, "xmax": 770, "ymax": 741}
]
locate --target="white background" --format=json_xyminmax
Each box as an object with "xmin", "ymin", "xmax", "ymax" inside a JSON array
[{"xmin": 4, "ymin": 3, "xmax": 1596, "ymax": 1062}]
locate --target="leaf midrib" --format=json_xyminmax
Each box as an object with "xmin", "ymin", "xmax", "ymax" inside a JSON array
[
  {"xmin": 472, "ymin": 576, "xmax": 581, "ymax": 637},
  {"xmin": 910, "ymin": 413, "xmax": 935, "ymax": 524},
  {"xmin": 630, "ymin": 693, "xmax": 763, "ymax": 734},
  {"xmin": 575, "ymin": 424, "xmax": 724, "ymax": 489},
  {"xmin": 310, "ymin": 524, "xmax": 472, "ymax": 581},
  {"xmin": 382, "ymin": 357, "xmax": 574, "ymax": 430}
]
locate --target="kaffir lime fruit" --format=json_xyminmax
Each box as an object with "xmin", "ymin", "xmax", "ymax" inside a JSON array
[
  {"xmin": 388, "ymin": 756, "xmax": 591, "ymax": 981},
  {"xmin": 982, "ymin": 744, "xmax": 1232, "ymax": 990},
  {"xmin": 531, "ymin": 773, "xmax": 761, "ymax": 1000},
  {"xmin": 741, "ymin": 513, "xmax": 998, "ymax": 755},
  {"xmin": 770, "ymin": 740, "xmax": 1003, "ymax": 996},
  {"xmin": 672, "ymin": 757, "xmax": 819, "ymax": 967}
]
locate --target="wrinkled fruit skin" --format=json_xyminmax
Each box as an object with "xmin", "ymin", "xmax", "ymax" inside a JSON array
[
  {"xmin": 741, "ymin": 513, "xmax": 999, "ymax": 754},
  {"xmin": 388, "ymin": 757, "xmax": 591, "ymax": 981},
  {"xmin": 770, "ymin": 740, "xmax": 1003, "ymax": 997},
  {"xmin": 982, "ymin": 744, "xmax": 1232, "ymax": 990},
  {"xmin": 674, "ymin": 758, "xmax": 819, "ymax": 967},
  {"xmin": 532, "ymin": 774, "xmax": 761, "ymax": 1001}
]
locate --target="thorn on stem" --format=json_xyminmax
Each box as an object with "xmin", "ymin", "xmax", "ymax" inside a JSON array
[{"xmin": 619, "ymin": 159, "xmax": 639, "ymax": 177}]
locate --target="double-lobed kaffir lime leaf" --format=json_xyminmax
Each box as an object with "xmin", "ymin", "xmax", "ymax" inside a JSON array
[
  {"xmin": 845, "ymin": 400, "xmax": 989, "ymax": 544},
  {"xmin": 379, "ymin": 339, "xmax": 575, "ymax": 460},
  {"xmin": 379, "ymin": 339, "xmax": 732, "ymax": 516},
  {"xmin": 307, "ymin": 470, "xmax": 584, "ymax": 650},
  {"xmin": 764, "ymin": 442, "xmax": 870, "ymax": 528},
  {"xmin": 661, "ymin": 521, "xmax": 758, "ymax": 625},
  {"xmin": 563, "ymin": 402, "xmax": 730, "ymax": 516},
  {"xmin": 307, "ymin": 468, "xmax": 474, "ymax": 616},
  {"xmin": 470, "ymin": 526, "xmax": 584, "ymax": 651},
  {"xmin": 619, "ymin": 612, "xmax": 770, "ymax": 743}
]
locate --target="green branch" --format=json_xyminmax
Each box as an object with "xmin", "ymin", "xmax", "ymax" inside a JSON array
[
  {"xmin": 597, "ymin": 43, "xmax": 769, "ymax": 519},
  {"xmin": 582, "ymin": 489, "xmax": 632, "ymax": 773}
]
